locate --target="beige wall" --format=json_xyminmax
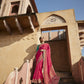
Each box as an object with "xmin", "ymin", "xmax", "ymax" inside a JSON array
[
  {"xmin": 37, "ymin": 9, "xmax": 82, "ymax": 83},
  {"xmin": 0, "ymin": 30, "xmax": 39, "ymax": 84},
  {"xmin": 36, "ymin": 9, "xmax": 76, "ymax": 26}
]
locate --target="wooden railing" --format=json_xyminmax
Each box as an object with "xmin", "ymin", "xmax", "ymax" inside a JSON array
[{"xmin": 5, "ymin": 59, "xmax": 33, "ymax": 84}]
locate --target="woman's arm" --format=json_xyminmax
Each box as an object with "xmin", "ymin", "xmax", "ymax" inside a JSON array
[{"xmin": 32, "ymin": 45, "xmax": 40, "ymax": 60}]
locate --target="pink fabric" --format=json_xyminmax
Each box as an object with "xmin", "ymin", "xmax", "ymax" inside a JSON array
[
  {"xmin": 17, "ymin": 61, "xmax": 32, "ymax": 84},
  {"xmin": 17, "ymin": 62, "xmax": 27, "ymax": 84},
  {"xmin": 5, "ymin": 71, "xmax": 16, "ymax": 84},
  {"xmin": 32, "ymin": 43, "xmax": 60, "ymax": 84},
  {"xmin": 5, "ymin": 61, "xmax": 32, "ymax": 84}
]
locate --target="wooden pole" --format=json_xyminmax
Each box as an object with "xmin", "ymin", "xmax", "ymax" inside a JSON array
[
  {"xmin": 26, "ymin": 60, "xmax": 29, "ymax": 84},
  {"xmin": 3, "ymin": 20, "xmax": 11, "ymax": 34},
  {"xmin": 14, "ymin": 67, "xmax": 18, "ymax": 84},
  {"xmin": 15, "ymin": 18, "xmax": 23, "ymax": 34}
]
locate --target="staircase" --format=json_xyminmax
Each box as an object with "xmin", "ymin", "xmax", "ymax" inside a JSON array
[
  {"xmin": 56, "ymin": 71, "xmax": 76, "ymax": 84},
  {"xmin": 5, "ymin": 59, "xmax": 80, "ymax": 84}
]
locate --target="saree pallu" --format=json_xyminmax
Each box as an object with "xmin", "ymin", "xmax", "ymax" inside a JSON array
[{"xmin": 32, "ymin": 43, "xmax": 60, "ymax": 84}]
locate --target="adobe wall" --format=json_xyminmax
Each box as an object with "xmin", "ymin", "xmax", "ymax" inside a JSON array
[
  {"xmin": 0, "ymin": 30, "xmax": 40, "ymax": 84},
  {"xmin": 37, "ymin": 9, "xmax": 82, "ymax": 83}
]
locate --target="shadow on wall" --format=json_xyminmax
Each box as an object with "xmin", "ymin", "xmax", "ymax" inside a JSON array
[
  {"xmin": 24, "ymin": 44, "xmax": 37, "ymax": 79},
  {"xmin": 72, "ymin": 61, "xmax": 81, "ymax": 83},
  {"xmin": 3, "ymin": 44, "xmax": 37, "ymax": 84},
  {"xmin": 0, "ymin": 29, "xmax": 33, "ymax": 47},
  {"xmin": 15, "ymin": 44, "xmax": 37, "ymax": 83},
  {"xmin": 24, "ymin": 44, "xmax": 37, "ymax": 62},
  {"xmin": 0, "ymin": 29, "xmax": 37, "ymax": 84}
]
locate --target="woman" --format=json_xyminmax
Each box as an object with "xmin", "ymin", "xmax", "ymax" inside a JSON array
[{"xmin": 32, "ymin": 37, "xmax": 60, "ymax": 84}]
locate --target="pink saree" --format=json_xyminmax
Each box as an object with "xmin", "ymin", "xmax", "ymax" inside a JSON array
[{"xmin": 32, "ymin": 43, "xmax": 60, "ymax": 84}]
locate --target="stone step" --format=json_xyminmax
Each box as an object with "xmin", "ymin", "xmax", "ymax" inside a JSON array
[
  {"xmin": 56, "ymin": 71, "xmax": 72, "ymax": 78},
  {"xmin": 59, "ymin": 79, "xmax": 76, "ymax": 84},
  {"xmin": 56, "ymin": 71, "xmax": 76, "ymax": 84},
  {"xmin": 59, "ymin": 83, "xmax": 75, "ymax": 84},
  {"xmin": 60, "ymin": 77, "xmax": 74, "ymax": 82}
]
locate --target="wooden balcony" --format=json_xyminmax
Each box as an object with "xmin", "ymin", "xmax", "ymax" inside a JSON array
[{"xmin": 0, "ymin": 13, "xmax": 39, "ymax": 34}]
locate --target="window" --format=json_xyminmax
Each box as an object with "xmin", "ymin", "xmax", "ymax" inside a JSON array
[
  {"xmin": 12, "ymin": 5, "xmax": 19, "ymax": 14},
  {"xmin": 26, "ymin": 5, "xmax": 32, "ymax": 14},
  {"xmin": 9, "ymin": 1, "xmax": 20, "ymax": 15}
]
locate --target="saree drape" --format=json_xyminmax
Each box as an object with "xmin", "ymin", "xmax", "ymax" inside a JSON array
[{"xmin": 32, "ymin": 43, "xmax": 60, "ymax": 84}]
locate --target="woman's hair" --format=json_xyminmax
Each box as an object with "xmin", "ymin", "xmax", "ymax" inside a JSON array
[{"xmin": 39, "ymin": 36, "xmax": 44, "ymax": 40}]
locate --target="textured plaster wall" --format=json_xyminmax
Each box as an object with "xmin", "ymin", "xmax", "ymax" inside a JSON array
[
  {"xmin": 0, "ymin": 0, "xmax": 34, "ymax": 16},
  {"xmin": 0, "ymin": 30, "xmax": 39, "ymax": 84}
]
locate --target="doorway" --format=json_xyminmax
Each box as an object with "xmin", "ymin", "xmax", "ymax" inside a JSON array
[{"xmin": 41, "ymin": 27, "xmax": 71, "ymax": 72}]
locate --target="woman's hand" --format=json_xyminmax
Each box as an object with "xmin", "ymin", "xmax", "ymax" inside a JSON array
[
  {"xmin": 40, "ymin": 49, "xmax": 45, "ymax": 52},
  {"xmin": 32, "ymin": 55, "xmax": 35, "ymax": 60}
]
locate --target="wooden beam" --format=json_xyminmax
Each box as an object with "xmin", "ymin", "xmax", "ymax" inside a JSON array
[
  {"xmin": 15, "ymin": 18, "xmax": 23, "ymax": 34},
  {"xmin": 79, "ymin": 30, "xmax": 84, "ymax": 34},
  {"xmin": 28, "ymin": 16, "xmax": 35, "ymax": 32},
  {"xmin": 80, "ymin": 43, "xmax": 84, "ymax": 46},
  {"xmin": 80, "ymin": 39, "xmax": 84, "ymax": 43},
  {"xmin": 3, "ymin": 20, "xmax": 11, "ymax": 34},
  {"xmin": 80, "ymin": 34, "xmax": 84, "ymax": 39},
  {"xmin": 26, "ymin": 60, "xmax": 29, "ymax": 84}
]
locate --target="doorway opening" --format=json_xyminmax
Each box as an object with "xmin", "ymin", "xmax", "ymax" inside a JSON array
[{"xmin": 41, "ymin": 27, "xmax": 71, "ymax": 72}]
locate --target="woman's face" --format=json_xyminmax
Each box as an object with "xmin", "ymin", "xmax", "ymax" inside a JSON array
[{"xmin": 40, "ymin": 37, "xmax": 44, "ymax": 43}]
